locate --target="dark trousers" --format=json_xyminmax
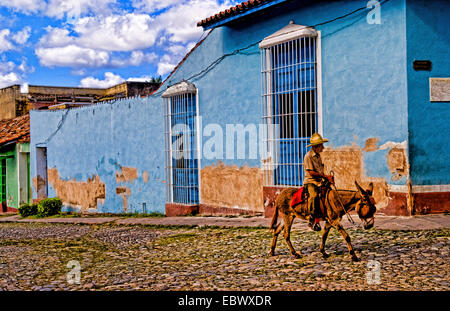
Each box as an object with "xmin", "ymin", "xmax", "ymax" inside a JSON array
[{"xmin": 305, "ymin": 183, "xmax": 320, "ymax": 218}]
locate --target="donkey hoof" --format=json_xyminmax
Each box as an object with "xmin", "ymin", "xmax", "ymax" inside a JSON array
[
  {"xmin": 269, "ymin": 251, "xmax": 275, "ymax": 257},
  {"xmin": 321, "ymin": 252, "xmax": 330, "ymax": 259},
  {"xmin": 293, "ymin": 253, "xmax": 301, "ymax": 259},
  {"xmin": 352, "ymin": 256, "xmax": 360, "ymax": 262}
]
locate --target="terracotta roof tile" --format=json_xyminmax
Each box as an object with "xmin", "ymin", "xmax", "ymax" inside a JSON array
[
  {"xmin": 197, "ymin": 0, "xmax": 277, "ymax": 28},
  {"xmin": 0, "ymin": 114, "xmax": 30, "ymax": 146}
]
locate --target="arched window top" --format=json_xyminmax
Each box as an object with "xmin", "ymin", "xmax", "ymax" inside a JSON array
[
  {"xmin": 259, "ymin": 21, "xmax": 318, "ymax": 49},
  {"xmin": 162, "ymin": 80, "xmax": 196, "ymax": 98}
]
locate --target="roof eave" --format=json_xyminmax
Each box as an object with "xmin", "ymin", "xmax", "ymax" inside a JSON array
[{"xmin": 199, "ymin": 0, "xmax": 288, "ymax": 30}]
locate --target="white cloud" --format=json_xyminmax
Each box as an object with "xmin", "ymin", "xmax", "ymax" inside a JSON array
[
  {"xmin": 35, "ymin": 45, "xmax": 110, "ymax": 67},
  {"xmin": 0, "ymin": 59, "xmax": 32, "ymax": 88},
  {"xmin": 155, "ymin": 0, "xmax": 233, "ymax": 44},
  {"xmin": 0, "ymin": 29, "xmax": 14, "ymax": 52},
  {"xmin": 45, "ymin": 0, "xmax": 116, "ymax": 19},
  {"xmin": 0, "ymin": 61, "xmax": 16, "ymax": 73},
  {"xmin": 11, "ymin": 26, "xmax": 31, "ymax": 44},
  {"xmin": 157, "ymin": 60, "xmax": 175, "ymax": 76},
  {"xmin": 70, "ymin": 68, "xmax": 87, "ymax": 76},
  {"xmin": 1, "ymin": 0, "xmax": 117, "ymax": 19},
  {"xmin": 110, "ymin": 51, "xmax": 158, "ymax": 67},
  {"xmin": 38, "ymin": 26, "xmax": 74, "ymax": 47},
  {"xmin": 0, "ymin": 0, "xmax": 42, "ymax": 15},
  {"xmin": 150, "ymin": 0, "xmax": 235, "ymax": 76},
  {"xmin": 0, "ymin": 27, "xmax": 34, "ymax": 52},
  {"xmin": 31, "ymin": 0, "xmax": 238, "ymax": 77},
  {"xmin": 131, "ymin": 0, "xmax": 181, "ymax": 13},
  {"xmin": 74, "ymin": 14, "xmax": 158, "ymax": 51},
  {"xmin": 126, "ymin": 75, "xmax": 153, "ymax": 82},
  {"xmin": 17, "ymin": 59, "xmax": 33, "ymax": 73},
  {"xmin": 79, "ymin": 72, "xmax": 124, "ymax": 88},
  {"xmin": 0, "ymin": 72, "xmax": 21, "ymax": 88}
]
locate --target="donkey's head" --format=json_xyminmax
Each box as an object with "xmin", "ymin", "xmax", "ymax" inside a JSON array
[{"xmin": 354, "ymin": 181, "xmax": 377, "ymax": 230}]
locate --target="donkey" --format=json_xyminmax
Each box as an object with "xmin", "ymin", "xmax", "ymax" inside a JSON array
[{"xmin": 269, "ymin": 181, "xmax": 376, "ymax": 262}]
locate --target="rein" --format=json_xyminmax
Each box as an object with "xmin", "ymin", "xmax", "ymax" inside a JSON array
[{"xmin": 328, "ymin": 171, "xmax": 356, "ymax": 225}]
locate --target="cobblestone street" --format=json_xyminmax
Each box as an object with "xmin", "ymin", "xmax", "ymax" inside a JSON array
[{"xmin": 0, "ymin": 220, "xmax": 448, "ymax": 291}]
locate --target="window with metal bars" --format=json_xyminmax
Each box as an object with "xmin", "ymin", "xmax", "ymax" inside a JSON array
[
  {"xmin": 261, "ymin": 27, "xmax": 319, "ymax": 187},
  {"xmin": 163, "ymin": 82, "xmax": 200, "ymax": 205}
]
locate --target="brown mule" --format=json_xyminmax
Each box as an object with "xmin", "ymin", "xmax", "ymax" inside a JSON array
[{"xmin": 269, "ymin": 181, "xmax": 376, "ymax": 262}]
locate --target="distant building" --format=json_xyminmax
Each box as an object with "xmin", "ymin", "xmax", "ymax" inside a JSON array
[{"xmin": 0, "ymin": 81, "xmax": 161, "ymax": 121}]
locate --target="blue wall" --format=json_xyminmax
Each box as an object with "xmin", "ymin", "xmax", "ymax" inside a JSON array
[
  {"xmin": 30, "ymin": 0, "xmax": 418, "ymax": 214},
  {"xmin": 165, "ymin": 0, "xmax": 409, "ymax": 184},
  {"xmin": 30, "ymin": 96, "xmax": 166, "ymax": 214},
  {"xmin": 406, "ymin": 0, "xmax": 450, "ymax": 185}
]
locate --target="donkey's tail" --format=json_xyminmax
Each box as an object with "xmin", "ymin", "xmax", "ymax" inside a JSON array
[{"xmin": 269, "ymin": 204, "xmax": 279, "ymax": 231}]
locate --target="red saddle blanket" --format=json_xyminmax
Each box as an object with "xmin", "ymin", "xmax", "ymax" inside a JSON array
[{"xmin": 290, "ymin": 187, "xmax": 305, "ymax": 207}]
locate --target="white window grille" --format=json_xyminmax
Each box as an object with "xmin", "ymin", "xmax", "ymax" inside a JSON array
[
  {"xmin": 162, "ymin": 81, "xmax": 200, "ymax": 204},
  {"xmin": 260, "ymin": 21, "xmax": 320, "ymax": 187}
]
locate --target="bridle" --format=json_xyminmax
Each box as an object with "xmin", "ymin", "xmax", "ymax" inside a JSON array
[{"xmin": 356, "ymin": 192, "xmax": 376, "ymax": 228}]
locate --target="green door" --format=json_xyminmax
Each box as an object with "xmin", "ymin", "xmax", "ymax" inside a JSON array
[{"xmin": 0, "ymin": 159, "xmax": 6, "ymax": 212}]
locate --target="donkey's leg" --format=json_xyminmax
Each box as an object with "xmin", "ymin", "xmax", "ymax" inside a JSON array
[
  {"xmin": 283, "ymin": 214, "xmax": 301, "ymax": 259},
  {"xmin": 319, "ymin": 222, "xmax": 332, "ymax": 258},
  {"xmin": 269, "ymin": 223, "xmax": 284, "ymax": 256},
  {"xmin": 333, "ymin": 223, "xmax": 359, "ymax": 262}
]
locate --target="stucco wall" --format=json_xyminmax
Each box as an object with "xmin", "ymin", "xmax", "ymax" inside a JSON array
[
  {"xmin": 164, "ymin": 0, "xmax": 409, "ymax": 213},
  {"xmin": 30, "ymin": 96, "xmax": 165, "ymax": 214},
  {"xmin": 29, "ymin": 0, "xmax": 416, "ymax": 215},
  {"xmin": 406, "ymin": 0, "xmax": 450, "ymax": 186}
]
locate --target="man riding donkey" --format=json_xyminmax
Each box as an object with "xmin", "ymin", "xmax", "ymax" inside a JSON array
[
  {"xmin": 303, "ymin": 133, "xmax": 334, "ymax": 231},
  {"xmin": 269, "ymin": 133, "xmax": 377, "ymax": 262}
]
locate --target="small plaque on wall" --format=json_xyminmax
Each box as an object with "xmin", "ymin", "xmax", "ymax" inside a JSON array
[
  {"xmin": 414, "ymin": 60, "xmax": 432, "ymax": 71},
  {"xmin": 430, "ymin": 78, "xmax": 450, "ymax": 102}
]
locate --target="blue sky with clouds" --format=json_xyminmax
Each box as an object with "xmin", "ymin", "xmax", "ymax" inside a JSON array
[{"xmin": 0, "ymin": 0, "xmax": 239, "ymax": 88}]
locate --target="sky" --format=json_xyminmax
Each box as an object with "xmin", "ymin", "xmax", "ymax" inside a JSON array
[{"xmin": 0, "ymin": 0, "xmax": 239, "ymax": 88}]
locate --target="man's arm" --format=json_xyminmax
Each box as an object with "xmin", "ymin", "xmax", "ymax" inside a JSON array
[{"xmin": 307, "ymin": 170, "xmax": 334, "ymax": 184}]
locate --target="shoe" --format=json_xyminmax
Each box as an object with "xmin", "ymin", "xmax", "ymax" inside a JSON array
[
  {"xmin": 308, "ymin": 217, "xmax": 315, "ymax": 230},
  {"xmin": 313, "ymin": 223, "xmax": 321, "ymax": 231}
]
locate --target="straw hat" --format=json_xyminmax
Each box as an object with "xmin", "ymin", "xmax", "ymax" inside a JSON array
[{"xmin": 307, "ymin": 133, "xmax": 329, "ymax": 147}]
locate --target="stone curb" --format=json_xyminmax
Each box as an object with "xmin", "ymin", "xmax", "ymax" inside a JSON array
[{"xmin": 0, "ymin": 214, "xmax": 449, "ymax": 230}]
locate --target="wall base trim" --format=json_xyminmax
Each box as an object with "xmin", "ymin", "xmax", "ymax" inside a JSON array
[
  {"xmin": 165, "ymin": 203, "xmax": 199, "ymax": 217},
  {"xmin": 199, "ymin": 204, "xmax": 263, "ymax": 216},
  {"xmin": 389, "ymin": 184, "xmax": 450, "ymax": 193}
]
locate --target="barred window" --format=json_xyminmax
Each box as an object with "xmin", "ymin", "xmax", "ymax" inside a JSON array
[
  {"xmin": 260, "ymin": 22, "xmax": 320, "ymax": 186},
  {"xmin": 162, "ymin": 81, "xmax": 200, "ymax": 205}
]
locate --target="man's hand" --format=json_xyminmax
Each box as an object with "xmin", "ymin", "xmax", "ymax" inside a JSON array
[
  {"xmin": 326, "ymin": 175, "xmax": 335, "ymax": 184},
  {"xmin": 307, "ymin": 170, "xmax": 335, "ymax": 184}
]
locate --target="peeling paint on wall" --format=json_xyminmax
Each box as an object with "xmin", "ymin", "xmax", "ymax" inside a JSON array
[
  {"xmin": 32, "ymin": 175, "xmax": 47, "ymax": 199},
  {"xmin": 142, "ymin": 171, "xmax": 149, "ymax": 183},
  {"xmin": 321, "ymin": 145, "xmax": 397, "ymax": 212},
  {"xmin": 200, "ymin": 161, "xmax": 263, "ymax": 212},
  {"xmin": 363, "ymin": 137, "xmax": 379, "ymax": 152},
  {"xmin": 386, "ymin": 147, "xmax": 408, "ymax": 181},
  {"xmin": 115, "ymin": 167, "xmax": 138, "ymax": 183},
  {"xmin": 47, "ymin": 168, "xmax": 106, "ymax": 212},
  {"xmin": 116, "ymin": 186, "xmax": 131, "ymax": 212}
]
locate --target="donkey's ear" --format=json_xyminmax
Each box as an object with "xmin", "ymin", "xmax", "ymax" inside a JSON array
[
  {"xmin": 366, "ymin": 182, "xmax": 374, "ymax": 196},
  {"xmin": 355, "ymin": 180, "xmax": 366, "ymax": 195}
]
